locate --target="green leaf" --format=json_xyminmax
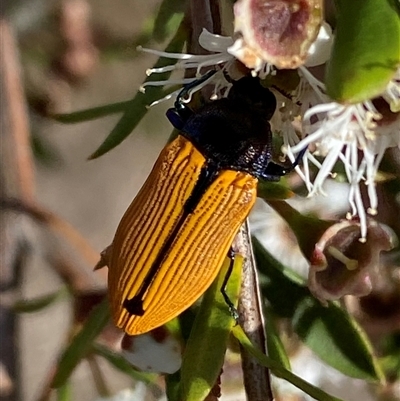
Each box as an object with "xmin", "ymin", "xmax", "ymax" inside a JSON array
[
  {"xmin": 292, "ymin": 297, "xmax": 385, "ymax": 382},
  {"xmin": 253, "ymin": 238, "xmax": 384, "ymax": 382},
  {"xmin": 267, "ymin": 200, "xmax": 333, "ymax": 261},
  {"xmin": 53, "ymin": 0, "xmax": 184, "ymax": 126},
  {"xmin": 56, "ymin": 381, "xmax": 71, "ymax": 401},
  {"xmin": 180, "ymin": 256, "xmax": 243, "ymax": 401},
  {"xmin": 89, "ymin": 19, "xmax": 186, "ymax": 159},
  {"xmin": 264, "ymin": 308, "xmax": 291, "ymax": 371},
  {"xmin": 379, "ymin": 333, "xmax": 400, "ymax": 378},
  {"xmin": 257, "ymin": 180, "xmax": 294, "ymax": 200},
  {"xmin": 12, "ymin": 287, "xmax": 68, "ymax": 313},
  {"xmin": 92, "ymin": 343, "xmax": 162, "ymax": 396},
  {"xmin": 52, "ymin": 101, "xmax": 131, "ymax": 124},
  {"xmin": 153, "ymin": 0, "xmax": 186, "ymax": 42},
  {"xmin": 31, "ymin": 131, "xmax": 63, "ymax": 167},
  {"xmin": 326, "ymin": 0, "xmax": 400, "ymax": 103},
  {"xmin": 51, "ymin": 299, "xmax": 110, "ymax": 388},
  {"xmin": 232, "ymin": 325, "xmax": 344, "ymax": 401},
  {"xmin": 165, "ymin": 370, "xmax": 181, "ymax": 401}
]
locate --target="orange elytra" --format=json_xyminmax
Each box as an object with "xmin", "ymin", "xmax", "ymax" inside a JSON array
[{"xmin": 98, "ymin": 73, "xmax": 300, "ymax": 335}]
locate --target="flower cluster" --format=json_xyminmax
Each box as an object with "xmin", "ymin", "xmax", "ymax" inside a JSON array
[{"xmin": 140, "ymin": 3, "xmax": 399, "ymax": 243}]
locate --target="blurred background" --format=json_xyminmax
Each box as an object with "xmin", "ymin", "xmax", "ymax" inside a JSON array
[
  {"xmin": 1, "ymin": 1, "xmax": 400, "ymax": 401},
  {"xmin": 1, "ymin": 1, "xmax": 171, "ymax": 400}
]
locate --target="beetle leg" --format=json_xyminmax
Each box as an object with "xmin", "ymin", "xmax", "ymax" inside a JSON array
[{"xmin": 220, "ymin": 248, "xmax": 239, "ymax": 322}]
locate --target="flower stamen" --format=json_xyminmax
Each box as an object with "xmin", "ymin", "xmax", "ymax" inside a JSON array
[{"xmin": 327, "ymin": 246, "xmax": 358, "ymax": 271}]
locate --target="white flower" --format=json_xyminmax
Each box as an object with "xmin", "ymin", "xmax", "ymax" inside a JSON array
[
  {"xmin": 138, "ymin": 29, "xmax": 234, "ymax": 106},
  {"xmin": 304, "ymin": 22, "xmax": 333, "ymax": 68},
  {"xmin": 138, "ymin": 22, "xmax": 396, "ymax": 243},
  {"xmin": 383, "ymin": 68, "xmax": 400, "ymax": 112},
  {"xmin": 140, "ymin": 22, "xmax": 333, "ymax": 103},
  {"xmin": 286, "ymin": 69, "xmax": 400, "ymax": 240}
]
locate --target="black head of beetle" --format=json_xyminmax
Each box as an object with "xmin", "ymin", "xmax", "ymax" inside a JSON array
[{"xmin": 167, "ymin": 73, "xmax": 300, "ymax": 182}]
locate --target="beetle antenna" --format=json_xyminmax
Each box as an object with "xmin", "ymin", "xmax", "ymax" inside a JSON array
[{"xmin": 174, "ymin": 69, "xmax": 217, "ymax": 111}]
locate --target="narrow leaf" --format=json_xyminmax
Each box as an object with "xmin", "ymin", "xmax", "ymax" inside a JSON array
[
  {"xmin": 56, "ymin": 381, "xmax": 71, "ymax": 401},
  {"xmin": 12, "ymin": 287, "xmax": 68, "ymax": 313},
  {"xmin": 52, "ymin": 101, "xmax": 130, "ymax": 124},
  {"xmin": 165, "ymin": 370, "xmax": 181, "ymax": 401},
  {"xmin": 89, "ymin": 19, "xmax": 186, "ymax": 159},
  {"xmin": 180, "ymin": 256, "xmax": 243, "ymax": 401},
  {"xmin": 232, "ymin": 325, "xmax": 344, "ymax": 401},
  {"xmin": 51, "ymin": 299, "xmax": 110, "ymax": 388},
  {"xmin": 264, "ymin": 308, "xmax": 291, "ymax": 371},
  {"xmin": 52, "ymin": 2, "xmax": 185, "ymax": 125},
  {"xmin": 253, "ymin": 238, "xmax": 384, "ymax": 381},
  {"xmin": 267, "ymin": 200, "xmax": 333, "ymax": 261},
  {"xmin": 153, "ymin": 0, "xmax": 186, "ymax": 41},
  {"xmin": 257, "ymin": 180, "xmax": 294, "ymax": 200},
  {"xmin": 292, "ymin": 297, "xmax": 385, "ymax": 383},
  {"xmin": 326, "ymin": 0, "xmax": 400, "ymax": 103}
]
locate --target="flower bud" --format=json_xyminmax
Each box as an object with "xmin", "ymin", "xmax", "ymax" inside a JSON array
[
  {"xmin": 308, "ymin": 219, "xmax": 394, "ymax": 305},
  {"xmin": 228, "ymin": 0, "xmax": 322, "ymax": 70}
]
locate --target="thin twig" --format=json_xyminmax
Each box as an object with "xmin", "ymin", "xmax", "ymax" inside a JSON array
[
  {"xmin": 0, "ymin": 18, "xmax": 37, "ymax": 401},
  {"xmin": 0, "ymin": 198, "xmax": 102, "ymax": 268},
  {"xmin": 0, "ymin": 19, "xmax": 35, "ymax": 202},
  {"xmin": 234, "ymin": 220, "xmax": 274, "ymax": 401},
  {"xmin": 188, "ymin": 0, "xmax": 221, "ymax": 54},
  {"xmin": 86, "ymin": 355, "xmax": 111, "ymax": 398}
]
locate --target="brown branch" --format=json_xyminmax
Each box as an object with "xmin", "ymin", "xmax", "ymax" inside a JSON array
[
  {"xmin": 0, "ymin": 198, "xmax": 101, "ymax": 268},
  {"xmin": 0, "ymin": 19, "xmax": 35, "ymax": 202},
  {"xmin": 0, "ymin": 18, "xmax": 37, "ymax": 401},
  {"xmin": 234, "ymin": 221, "xmax": 274, "ymax": 401},
  {"xmin": 86, "ymin": 355, "xmax": 110, "ymax": 398},
  {"xmin": 188, "ymin": 0, "xmax": 222, "ymax": 54}
]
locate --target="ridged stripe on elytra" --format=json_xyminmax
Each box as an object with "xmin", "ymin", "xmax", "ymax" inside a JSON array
[
  {"xmin": 121, "ymin": 171, "xmax": 257, "ymax": 334},
  {"xmin": 112, "ymin": 137, "xmax": 201, "ymax": 280},
  {"xmin": 153, "ymin": 174, "xmax": 239, "ymax": 296},
  {"xmin": 118, "ymin": 142, "xmax": 204, "ymax": 302},
  {"xmin": 145, "ymin": 172, "xmax": 255, "ymax": 311},
  {"xmin": 116, "ymin": 136, "xmax": 200, "ymax": 280},
  {"xmin": 156, "ymin": 173, "xmax": 251, "ymax": 302},
  {"xmin": 113, "ymin": 149, "xmax": 203, "ymax": 328},
  {"xmin": 145, "ymin": 197, "xmax": 238, "ymax": 319},
  {"xmin": 109, "ymin": 137, "xmax": 205, "ymax": 324},
  {"xmin": 113, "ymin": 145, "xmax": 202, "ymax": 316},
  {"xmin": 115, "ymin": 143, "xmax": 199, "ymax": 297},
  {"xmin": 123, "ymin": 173, "xmax": 256, "ymax": 333},
  {"xmin": 109, "ymin": 141, "xmax": 194, "ymax": 304}
]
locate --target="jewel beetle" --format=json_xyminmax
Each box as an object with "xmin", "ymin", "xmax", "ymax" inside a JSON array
[{"xmin": 99, "ymin": 73, "xmax": 300, "ymax": 335}]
